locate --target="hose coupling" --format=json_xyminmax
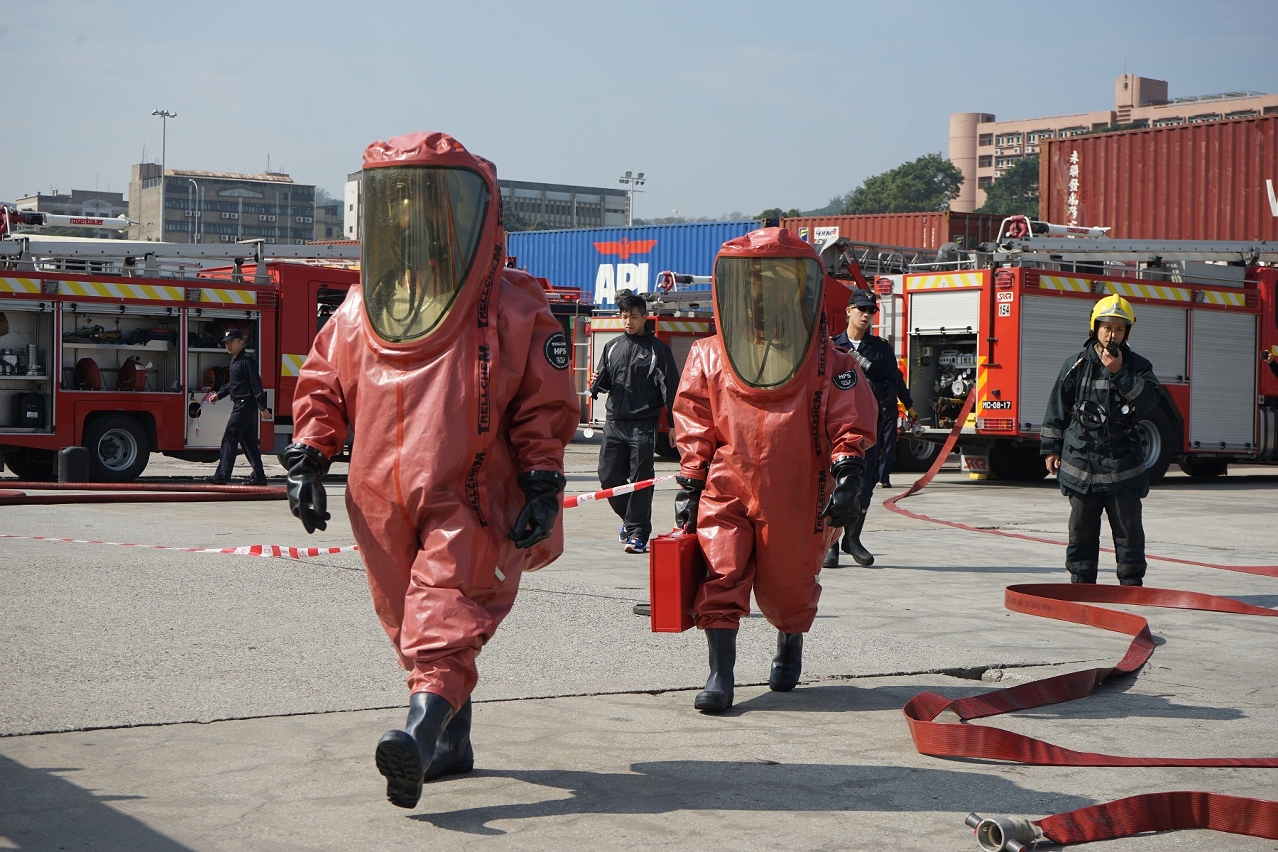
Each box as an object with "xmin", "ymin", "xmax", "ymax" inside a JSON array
[{"xmin": 964, "ymin": 813, "xmax": 1041, "ymax": 852}]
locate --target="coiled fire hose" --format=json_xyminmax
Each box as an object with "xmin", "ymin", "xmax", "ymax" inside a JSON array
[{"xmin": 886, "ymin": 392, "xmax": 1278, "ymax": 846}]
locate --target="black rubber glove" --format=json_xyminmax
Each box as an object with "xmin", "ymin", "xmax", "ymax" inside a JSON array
[
  {"xmin": 283, "ymin": 443, "xmax": 331, "ymax": 534},
  {"xmin": 509, "ymin": 470, "xmax": 566, "ymax": 549},
  {"xmin": 673, "ymin": 475, "xmax": 705, "ymax": 534},
  {"xmin": 821, "ymin": 456, "xmax": 866, "ymax": 528}
]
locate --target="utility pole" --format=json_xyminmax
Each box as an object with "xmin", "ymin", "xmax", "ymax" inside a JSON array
[{"xmin": 151, "ymin": 109, "xmax": 176, "ymax": 241}]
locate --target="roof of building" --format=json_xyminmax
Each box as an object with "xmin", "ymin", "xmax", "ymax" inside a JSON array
[{"xmin": 167, "ymin": 169, "xmax": 296, "ymax": 184}]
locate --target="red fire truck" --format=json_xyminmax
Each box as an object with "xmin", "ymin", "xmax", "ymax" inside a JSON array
[
  {"xmin": 890, "ymin": 219, "xmax": 1278, "ymax": 482},
  {"xmin": 0, "ymin": 234, "xmax": 359, "ymax": 481}
]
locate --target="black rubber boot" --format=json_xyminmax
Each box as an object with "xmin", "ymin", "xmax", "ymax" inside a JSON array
[
  {"xmin": 694, "ymin": 627, "xmax": 737, "ymax": 713},
  {"xmin": 1069, "ymin": 564, "xmax": 1099, "ymax": 584},
  {"xmin": 841, "ymin": 506, "xmax": 874, "ymax": 567},
  {"xmin": 1116, "ymin": 563, "xmax": 1146, "ymax": 587},
  {"xmin": 769, "ymin": 631, "xmax": 804, "ymax": 692},
  {"xmin": 821, "ymin": 542, "xmax": 840, "ymax": 569},
  {"xmin": 375, "ymin": 692, "xmax": 455, "ymax": 808},
  {"xmin": 424, "ymin": 699, "xmax": 474, "ymax": 782}
]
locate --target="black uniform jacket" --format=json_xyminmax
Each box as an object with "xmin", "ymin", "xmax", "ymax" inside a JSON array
[
  {"xmin": 831, "ymin": 331, "xmax": 913, "ymax": 411},
  {"xmin": 589, "ymin": 330, "xmax": 679, "ymax": 421},
  {"xmin": 216, "ymin": 351, "xmax": 269, "ymax": 410},
  {"xmin": 1039, "ymin": 342, "xmax": 1160, "ymax": 496}
]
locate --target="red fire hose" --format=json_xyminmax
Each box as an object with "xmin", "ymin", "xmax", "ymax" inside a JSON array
[{"xmin": 886, "ymin": 394, "xmax": 1278, "ymax": 846}]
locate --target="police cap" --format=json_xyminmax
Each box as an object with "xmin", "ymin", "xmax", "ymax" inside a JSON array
[
  {"xmin": 847, "ymin": 289, "xmax": 879, "ymax": 312},
  {"xmin": 220, "ymin": 328, "xmax": 244, "ymax": 344}
]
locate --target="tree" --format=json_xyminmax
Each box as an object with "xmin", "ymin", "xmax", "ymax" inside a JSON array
[
  {"xmin": 841, "ymin": 153, "xmax": 964, "ymax": 215},
  {"xmin": 756, "ymin": 207, "xmax": 801, "ymax": 222},
  {"xmin": 977, "ymin": 155, "xmax": 1039, "ymax": 218}
]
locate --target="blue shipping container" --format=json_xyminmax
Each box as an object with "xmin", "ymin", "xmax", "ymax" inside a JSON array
[{"xmin": 507, "ymin": 221, "xmax": 758, "ymax": 306}]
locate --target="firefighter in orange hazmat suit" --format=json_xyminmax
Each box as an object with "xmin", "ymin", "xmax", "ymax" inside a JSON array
[
  {"xmin": 284, "ymin": 132, "xmax": 579, "ymax": 808},
  {"xmin": 672, "ymin": 228, "xmax": 877, "ymax": 713}
]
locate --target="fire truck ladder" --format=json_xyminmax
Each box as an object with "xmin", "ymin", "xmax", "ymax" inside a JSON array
[{"xmin": 0, "ymin": 235, "xmax": 360, "ymax": 283}]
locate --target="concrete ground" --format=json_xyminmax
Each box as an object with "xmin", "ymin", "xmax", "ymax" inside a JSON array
[{"xmin": 1, "ymin": 441, "xmax": 1277, "ymax": 851}]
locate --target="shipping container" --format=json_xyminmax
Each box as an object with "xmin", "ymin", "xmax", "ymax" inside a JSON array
[
  {"xmin": 1039, "ymin": 114, "xmax": 1278, "ymax": 241},
  {"xmin": 780, "ymin": 212, "xmax": 1004, "ymax": 251},
  {"xmin": 506, "ymin": 221, "xmax": 757, "ymax": 306}
]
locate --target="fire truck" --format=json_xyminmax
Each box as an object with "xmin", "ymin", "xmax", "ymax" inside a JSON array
[
  {"xmin": 0, "ymin": 233, "xmax": 359, "ymax": 481},
  {"xmin": 886, "ymin": 218, "xmax": 1278, "ymax": 482}
]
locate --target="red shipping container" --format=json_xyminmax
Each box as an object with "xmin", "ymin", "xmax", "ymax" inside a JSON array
[
  {"xmin": 1039, "ymin": 115, "xmax": 1278, "ymax": 241},
  {"xmin": 648, "ymin": 528, "xmax": 706, "ymax": 633},
  {"xmin": 780, "ymin": 211, "xmax": 1004, "ymax": 251}
]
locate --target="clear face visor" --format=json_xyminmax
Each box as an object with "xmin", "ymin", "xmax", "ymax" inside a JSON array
[
  {"xmin": 714, "ymin": 256, "xmax": 822, "ymax": 388},
  {"xmin": 362, "ymin": 166, "xmax": 490, "ymax": 342}
]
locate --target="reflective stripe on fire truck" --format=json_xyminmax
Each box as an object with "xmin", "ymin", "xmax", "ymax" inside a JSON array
[
  {"xmin": 1198, "ymin": 289, "xmax": 1248, "ymax": 307},
  {"xmin": 200, "ymin": 288, "xmax": 258, "ymax": 305},
  {"xmin": 906, "ymin": 272, "xmax": 983, "ymax": 291},
  {"xmin": 280, "ymin": 354, "xmax": 306, "ymax": 378},
  {"xmin": 0, "ymin": 276, "xmax": 42, "ymax": 294},
  {"xmin": 59, "ymin": 280, "xmax": 185, "ymax": 301},
  {"xmin": 1103, "ymin": 281, "xmax": 1194, "ymax": 302},
  {"xmin": 1038, "ymin": 275, "xmax": 1093, "ymax": 293}
]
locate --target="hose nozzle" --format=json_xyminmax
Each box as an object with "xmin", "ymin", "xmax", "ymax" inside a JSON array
[{"xmin": 965, "ymin": 813, "xmax": 1041, "ymax": 852}]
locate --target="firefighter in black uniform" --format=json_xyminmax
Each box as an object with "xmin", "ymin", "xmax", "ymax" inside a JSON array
[
  {"xmin": 824, "ymin": 288, "xmax": 915, "ymax": 568},
  {"xmin": 207, "ymin": 328, "xmax": 272, "ymax": 485},
  {"xmin": 589, "ymin": 289, "xmax": 680, "ymax": 554},
  {"xmin": 1040, "ymin": 295, "xmax": 1160, "ymax": 586}
]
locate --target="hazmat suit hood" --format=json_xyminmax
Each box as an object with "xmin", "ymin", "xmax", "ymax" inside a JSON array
[
  {"xmin": 711, "ymin": 227, "xmax": 825, "ymax": 396},
  {"xmin": 360, "ymin": 131, "xmax": 503, "ymax": 353}
]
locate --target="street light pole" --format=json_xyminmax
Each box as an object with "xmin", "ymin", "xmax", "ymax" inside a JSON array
[
  {"xmin": 151, "ymin": 109, "xmax": 176, "ymax": 241},
  {"xmin": 618, "ymin": 170, "xmax": 646, "ymax": 227}
]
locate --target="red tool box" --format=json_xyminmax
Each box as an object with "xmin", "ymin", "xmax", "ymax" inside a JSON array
[{"xmin": 648, "ymin": 528, "xmax": 706, "ymax": 632}]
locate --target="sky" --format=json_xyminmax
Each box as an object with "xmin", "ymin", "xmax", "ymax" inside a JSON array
[{"xmin": 3, "ymin": 0, "xmax": 1276, "ymax": 219}]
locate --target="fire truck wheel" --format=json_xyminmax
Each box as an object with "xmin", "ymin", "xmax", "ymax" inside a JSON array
[
  {"xmin": 893, "ymin": 436, "xmax": 940, "ymax": 472},
  {"xmin": 1177, "ymin": 456, "xmax": 1229, "ymax": 478},
  {"xmin": 989, "ymin": 443, "xmax": 1049, "ymax": 482},
  {"xmin": 1, "ymin": 448, "xmax": 57, "ymax": 481},
  {"xmin": 84, "ymin": 415, "xmax": 151, "ymax": 483},
  {"xmin": 654, "ymin": 430, "xmax": 681, "ymax": 460},
  {"xmin": 1136, "ymin": 407, "xmax": 1174, "ymax": 486}
]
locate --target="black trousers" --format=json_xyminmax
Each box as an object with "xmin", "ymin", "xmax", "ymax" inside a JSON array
[
  {"xmin": 855, "ymin": 406, "xmax": 898, "ymax": 508},
  {"xmin": 1066, "ymin": 490, "xmax": 1146, "ymax": 585},
  {"xmin": 597, "ymin": 417, "xmax": 657, "ymax": 541},
  {"xmin": 215, "ymin": 398, "xmax": 266, "ymax": 480}
]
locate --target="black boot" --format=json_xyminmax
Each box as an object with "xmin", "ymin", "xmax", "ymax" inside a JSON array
[
  {"xmin": 375, "ymin": 692, "xmax": 455, "ymax": 808},
  {"xmin": 424, "ymin": 699, "xmax": 474, "ymax": 782},
  {"xmin": 841, "ymin": 506, "xmax": 874, "ymax": 567},
  {"xmin": 1068, "ymin": 563, "xmax": 1098, "ymax": 584},
  {"xmin": 694, "ymin": 628, "xmax": 737, "ymax": 713},
  {"xmin": 769, "ymin": 631, "xmax": 804, "ymax": 692},
  {"xmin": 821, "ymin": 542, "xmax": 840, "ymax": 569}
]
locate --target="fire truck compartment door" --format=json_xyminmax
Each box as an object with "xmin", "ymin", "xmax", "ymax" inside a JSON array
[
  {"xmin": 909, "ymin": 290, "xmax": 979, "ymax": 335},
  {"xmin": 1018, "ymin": 295, "xmax": 1095, "ymax": 431},
  {"xmin": 1128, "ymin": 305, "xmax": 1188, "ymax": 384},
  {"xmin": 1189, "ymin": 310, "xmax": 1256, "ymax": 449},
  {"xmin": 186, "ymin": 390, "xmax": 232, "ymax": 448}
]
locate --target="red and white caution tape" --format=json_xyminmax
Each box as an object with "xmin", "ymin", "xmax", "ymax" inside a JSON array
[
  {"xmin": 0, "ymin": 534, "xmax": 357, "ymax": 559},
  {"xmin": 0, "ymin": 475, "xmax": 673, "ymax": 557},
  {"xmin": 562, "ymin": 474, "xmax": 675, "ymax": 509}
]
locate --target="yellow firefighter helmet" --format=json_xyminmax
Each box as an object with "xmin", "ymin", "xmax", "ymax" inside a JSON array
[{"xmin": 1090, "ymin": 294, "xmax": 1136, "ymax": 337}]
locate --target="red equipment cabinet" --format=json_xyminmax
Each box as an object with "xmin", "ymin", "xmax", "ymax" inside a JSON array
[{"xmin": 0, "ymin": 237, "xmax": 357, "ymax": 481}]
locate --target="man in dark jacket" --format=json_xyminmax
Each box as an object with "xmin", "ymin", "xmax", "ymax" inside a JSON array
[
  {"xmin": 589, "ymin": 289, "xmax": 680, "ymax": 553},
  {"xmin": 824, "ymin": 288, "xmax": 915, "ymax": 568},
  {"xmin": 207, "ymin": 328, "xmax": 272, "ymax": 485},
  {"xmin": 1040, "ymin": 295, "xmax": 1161, "ymax": 586}
]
